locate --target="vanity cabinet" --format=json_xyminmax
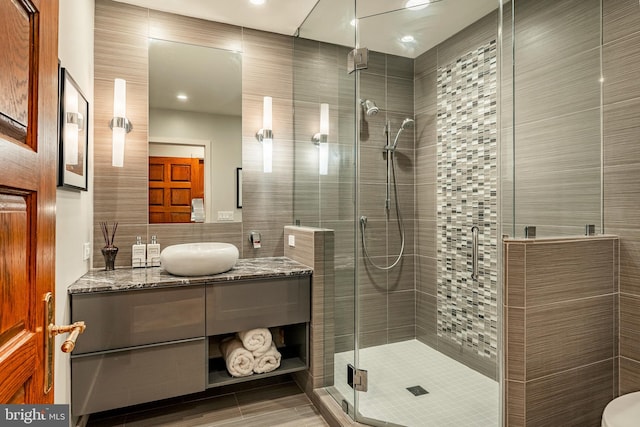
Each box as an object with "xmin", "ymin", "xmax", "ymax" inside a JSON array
[
  {"xmin": 205, "ymin": 276, "xmax": 310, "ymax": 387},
  {"xmin": 70, "ymin": 286, "xmax": 207, "ymax": 416},
  {"xmin": 69, "ymin": 269, "xmax": 311, "ymax": 417}
]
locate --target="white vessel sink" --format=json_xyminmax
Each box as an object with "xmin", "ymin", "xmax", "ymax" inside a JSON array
[{"xmin": 160, "ymin": 242, "xmax": 239, "ymax": 276}]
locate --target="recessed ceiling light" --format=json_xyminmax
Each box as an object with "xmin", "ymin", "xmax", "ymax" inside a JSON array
[
  {"xmin": 250, "ymin": 0, "xmax": 265, "ymax": 5},
  {"xmin": 177, "ymin": 94, "xmax": 188, "ymax": 101},
  {"xmin": 401, "ymin": 35, "xmax": 415, "ymax": 43},
  {"xmin": 405, "ymin": 0, "xmax": 429, "ymax": 10}
]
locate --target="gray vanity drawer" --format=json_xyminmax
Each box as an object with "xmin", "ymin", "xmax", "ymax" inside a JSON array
[
  {"xmin": 206, "ymin": 277, "xmax": 310, "ymax": 335},
  {"xmin": 71, "ymin": 338, "xmax": 205, "ymax": 416},
  {"xmin": 71, "ymin": 286, "xmax": 205, "ymax": 354}
]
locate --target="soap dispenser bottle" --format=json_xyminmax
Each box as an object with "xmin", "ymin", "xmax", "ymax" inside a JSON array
[
  {"xmin": 132, "ymin": 236, "xmax": 146, "ymax": 268},
  {"xmin": 147, "ymin": 235, "xmax": 161, "ymax": 267}
]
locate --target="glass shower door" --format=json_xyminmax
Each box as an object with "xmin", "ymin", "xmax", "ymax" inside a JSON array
[
  {"xmin": 353, "ymin": 1, "xmax": 502, "ymax": 426},
  {"xmin": 293, "ymin": 0, "xmax": 360, "ymax": 417}
]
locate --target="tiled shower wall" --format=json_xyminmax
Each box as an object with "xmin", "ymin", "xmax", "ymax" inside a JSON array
[
  {"xmin": 354, "ymin": 52, "xmax": 417, "ymax": 350},
  {"xmin": 93, "ymin": 0, "xmax": 295, "ymax": 267},
  {"xmin": 603, "ymin": 0, "xmax": 640, "ymax": 394},
  {"xmin": 501, "ymin": 0, "xmax": 640, "ymax": 399},
  {"xmin": 503, "ymin": 0, "xmax": 602, "ymax": 237},
  {"xmin": 291, "ymin": 39, "xmax": 418, "ymax": 353},
  {"xmin": 414, "ymin": 11, "xmax": 499, "ymax": 377},
  {"xmin": 504, "ymin": 236, "xmax": 618, "ymax": 426},
  {"xmin": 436, "ymin": 40, "xmax": 498, "ymax": 363}
]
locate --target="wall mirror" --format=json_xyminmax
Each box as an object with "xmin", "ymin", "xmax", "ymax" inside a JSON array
[{"xmin": 148, "ymin": 38, "xmax": 242, "ymax": 224}]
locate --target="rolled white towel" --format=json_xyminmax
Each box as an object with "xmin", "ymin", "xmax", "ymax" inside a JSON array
[
  {"xmin": 220, "ymin": 337, "xmax": 254, "ymax": 377},
  {"xmin": 253, "ymin": 343, "xmax": 282, "ymax": 374},
  {"xmin": 237, "ymin": 328, "xmax": 272, "ymax": 357}
]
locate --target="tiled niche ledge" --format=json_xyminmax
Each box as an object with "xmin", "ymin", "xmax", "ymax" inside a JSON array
[
  {"xmin": 504, "ymin": 234, "xmax": 619, "ymax": 427},
  {"xmin": 283, "ymin": 226, "xmax": 336, "ymax": 393}
]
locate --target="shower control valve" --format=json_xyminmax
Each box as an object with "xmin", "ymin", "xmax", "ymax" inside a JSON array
[{"xmin": 249, "ymin": 231, "xmax": 262, "ymax": 249}]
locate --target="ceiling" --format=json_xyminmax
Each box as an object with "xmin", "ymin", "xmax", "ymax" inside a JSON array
[
  {"xmin": 114, "ymin": 0, "xmax": 499, "ymax": 58},
  {"xmin": 119, "ymin": 0, "xmax": 499, "ymax": 117}
]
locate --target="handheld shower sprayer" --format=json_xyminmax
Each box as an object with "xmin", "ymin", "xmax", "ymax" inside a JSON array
[{"xmin": 385, "ymin": 117, "xmax": 414, "ymax": 152}]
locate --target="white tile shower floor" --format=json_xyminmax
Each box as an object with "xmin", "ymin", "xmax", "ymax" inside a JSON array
[{"xmin": 333, "ymin": 340, "xmax": 499, "ymax": 427}]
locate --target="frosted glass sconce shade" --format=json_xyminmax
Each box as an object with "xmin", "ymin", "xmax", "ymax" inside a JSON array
[
  {"xmin": 255, "ymin": 96, "xmax": 273, "ymax": 173},
  {"xmin": 109, "ymin": 78, "xmax": 132, "ymax": 167},
  {"xmin": 313, "ymin": 103, "xmax": 329, "ymax": 175}
]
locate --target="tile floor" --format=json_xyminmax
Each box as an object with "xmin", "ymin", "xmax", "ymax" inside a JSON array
[
  {"xmin": 84, "ymin": 341, "xmax": 498, "ymax": 427},
  {"xmin": 86, "ymin": 377, "xmax": 328, "ymax": 427},
  {"xmin": 333, "ymin": 340, "xmax": 499, "ymax": 427}
]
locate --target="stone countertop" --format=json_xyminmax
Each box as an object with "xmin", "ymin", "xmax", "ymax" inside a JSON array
[{"xmin": 68, "ymin": 256, "xmax": 313, "ymax": 294}]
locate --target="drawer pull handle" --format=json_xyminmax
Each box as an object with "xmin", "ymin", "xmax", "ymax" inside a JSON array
[{"xmin": 49, "ymin": 321, "xmax": 86, "ymax": 353}]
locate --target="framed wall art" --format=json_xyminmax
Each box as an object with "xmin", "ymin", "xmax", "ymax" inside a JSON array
[{"xmin": 58, "ymin": 67, "xmax": 89, "ymax": 190}]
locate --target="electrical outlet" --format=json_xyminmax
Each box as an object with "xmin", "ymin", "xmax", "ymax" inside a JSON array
[
  {"xmin": 288, "ymin": 234, "xmax": 295, "ymax": 247},
  {"xmin": 83, "ymin": 242, "xmax": 91, "ymax": 260}
]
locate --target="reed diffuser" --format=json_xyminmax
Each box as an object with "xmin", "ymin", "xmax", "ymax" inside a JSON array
[{"xmin": 100, "ymin": 221, "xmax": 119, "ymax": 270}]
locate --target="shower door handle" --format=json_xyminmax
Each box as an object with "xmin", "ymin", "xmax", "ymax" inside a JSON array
[{"xmin": 471, "ymin": 226, "xmax": 479, "ymax": 280}]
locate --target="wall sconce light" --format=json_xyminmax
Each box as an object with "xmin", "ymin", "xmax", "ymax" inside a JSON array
[
  {"xmin": 255, "ymin": 96, "xmax": 273, "ymax": 173},
  {"xmin": 109, "ymin": 78, "xmax": 132, "ymax": 167},
  {"xmin": 312, "ymin": 103, "xmax": 329, "ymax": 175}
]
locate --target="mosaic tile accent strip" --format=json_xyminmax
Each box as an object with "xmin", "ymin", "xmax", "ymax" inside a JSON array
[{"xmin": 436, "ymin": 40, "xmax": 498, "ymax": 360}]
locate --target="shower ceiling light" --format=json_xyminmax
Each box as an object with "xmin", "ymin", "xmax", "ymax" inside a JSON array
[
  {"xmin": 250, "ymin": 0, "xmax": 265, "ymax": 5},
  {"xmin": 405, "ymin": 0, "xmax": 429, "ymax": 10},
  {"xmin": 401, "ymin": 35, "xmax": 415, "ymax": 43},
  {"xmin": 176, "ymin": 94, "xmax": 188, "ymax": 100}
]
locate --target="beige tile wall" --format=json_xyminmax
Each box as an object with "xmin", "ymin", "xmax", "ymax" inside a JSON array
[
  {"xmin": 93, "ymin": 0, "xmax": 293, "ymax": 268},
  {"xmin": 353, "ymin": 52, "xmax": 416, "ymax": 351},
  {"xmin": 503, "ymin": 0, "xmax": 602, "ymax": 237},
  {"xmin": 292, "ymin": 38, "xmax": 417, "ymax": 353},
  {"xmin": 603, "ymin": 0, "xmax": 640, "ymax": 395},
  {"xmin": 504, "ymin": 236, "xmax": 618, "ymax": 426}
]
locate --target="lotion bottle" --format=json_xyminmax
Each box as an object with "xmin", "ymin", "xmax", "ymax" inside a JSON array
[
  {"xmin": 132, "ymin": 236, "xmax": 146, "ymax": 268},
  {"xmin": 147, "ymin": 235, "xmax": 161, "ymax": 267}
]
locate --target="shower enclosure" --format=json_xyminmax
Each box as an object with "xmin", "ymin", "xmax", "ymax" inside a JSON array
[
  {"xmin": 293, "ymin": 1, "xmax": 503, "ymax": 425},
  {"xmin": 293, "ymin": 0, "xmax": 602, "ymax": 425}
]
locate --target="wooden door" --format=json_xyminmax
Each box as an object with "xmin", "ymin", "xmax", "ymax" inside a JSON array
[
  {"xmin": 148, "ymin": 156, "xmax": 204, "ymax": 223},
  {"xmin": 0, "ymin": 0, "xmax": 59, "ymax": 403}
]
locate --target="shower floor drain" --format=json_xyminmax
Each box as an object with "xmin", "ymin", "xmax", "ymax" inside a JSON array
[{"xmin": 406, "ymin": 385, "xmax": 429, "ymax": 396}]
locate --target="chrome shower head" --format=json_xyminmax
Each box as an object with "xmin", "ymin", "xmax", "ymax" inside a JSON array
[
  {"xmin": 361, "ymin": 99, "xmax": 379, "ymax": 116},
  {"xmin": 401, "ymin": 118, "xmax": 415, "ymax": 130}
]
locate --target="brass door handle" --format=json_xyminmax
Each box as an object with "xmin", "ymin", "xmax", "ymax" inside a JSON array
[
  {"xmin": 49, "ymin": 321, "xmax": 86, "ymax": 353},
  {"xmin": 44, "ymin": 293, "xmax": 87, "ymax": 394}
]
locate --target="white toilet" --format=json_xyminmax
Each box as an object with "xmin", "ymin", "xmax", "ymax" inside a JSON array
[{"xmin": 602, "ymin": 391, "xmax": 640, "ymax": 427}]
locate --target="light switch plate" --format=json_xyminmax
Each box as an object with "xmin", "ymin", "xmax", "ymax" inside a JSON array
[
  {"xmin": 217, "ymin": 211, "xmax": 234, "ymax": 221},
  {"xmin": 83, "ymin": 242, "xmax": 91, "ymax": 260},
  {"xmin": 288, "ymin": 234, "xmax": 295, "ymax": 247}
]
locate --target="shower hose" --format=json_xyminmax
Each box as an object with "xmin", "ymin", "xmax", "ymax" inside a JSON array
[{"xmin": 360, "ymin": 149, "xmax": 405, "ymax": 270}]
